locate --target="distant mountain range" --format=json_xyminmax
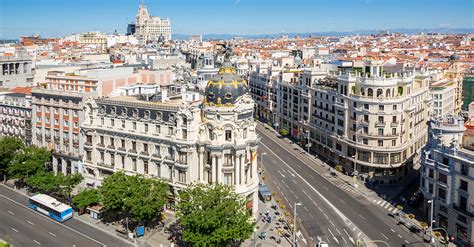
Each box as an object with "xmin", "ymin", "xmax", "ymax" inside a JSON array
[{"xmin": 173, "ymin": 27, "xmax": 474, "ymax": 40}]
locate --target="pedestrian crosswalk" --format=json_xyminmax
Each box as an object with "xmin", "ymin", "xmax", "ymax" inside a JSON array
[
  {"xmin": 337, "ymin": 183, "xmax": 357, "ymax": 194},
  {"xmin": 373, "ymin": 199, "xmax": 400, "ymax": 214}
]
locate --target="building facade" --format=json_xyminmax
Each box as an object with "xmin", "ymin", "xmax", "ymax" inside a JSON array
[
  {"xmin": 135, "ymin": 2, "xmax": 172, "ymax": 44},
  {"xmin": 0, "ymin": 50, "xmax": 34, "ymax": 88},
  {"xmin": 0, "ymin": 90, "xmax": 32, "ymax": 144},
  {"xmin": 80, "ymin": 60, "xmax": 259, "ymax": 217},
  {"xmin": 420, "ymin": 116, "xmax": 474, "ymax": 247},
  {"xmin": 31, "ymin": 88, "xmax": 85, "ymax": 175}
]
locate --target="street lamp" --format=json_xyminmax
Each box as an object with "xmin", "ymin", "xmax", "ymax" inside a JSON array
[
  {"xmin": 428, "ymin": 199, "xmax": 435, "ymax": 244},
  {"xmin": 305, "ymin": 130, "xmax": 311, "ymax": 155},
  {"xmin": 293, "ymin": 202, "xmax": 302, "ymax": 246}
]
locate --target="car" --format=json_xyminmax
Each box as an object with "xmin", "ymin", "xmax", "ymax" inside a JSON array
[{"xmin": 317, "ymin": 241, "xmax": 329, "ymax": 247}]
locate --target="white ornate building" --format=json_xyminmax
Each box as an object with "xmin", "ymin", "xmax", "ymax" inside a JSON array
[
  {"xmin": 135, "ymin": 2, "xmax": 172, "ymax": 44},
  {"xmin": 81, "ymin": 60, "xmax": 259, "ymax": 216},
  {"xmin": 420, "ymin": 116, "xmax": 474, "ymax": 246}
]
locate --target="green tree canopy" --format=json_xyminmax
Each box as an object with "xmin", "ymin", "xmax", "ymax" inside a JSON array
[
  {"xmin": 57, "ymin": 173, "xmax": 84, "ymax": 200},
  {"xmin": 8, "ymin": 146, "xmax": 50, "ymax": 180},
  {"xmin": 26, "ymin": 171, "xmax": 59, "ymax": 193},
  {"xmin": 99, "ymin": 171, "xmax": 132, "ymax": 213},
  {"xmin": 123, "ymin": 175, "xmax": 168, "ymax": 222},
  {"xmin": 73, "ymin": 189, "xmax": 100, "ymax": 209},
  {"xmin": 0, "ymin": 136, "xmax": 24, "ymax": 179},
  {"xmin": 100, "ymin": 172, "xmax": 169, "ymax": 223},
  {"xmin": 176, "ymin": 183, "xmax": 255, "ymax": 246}
]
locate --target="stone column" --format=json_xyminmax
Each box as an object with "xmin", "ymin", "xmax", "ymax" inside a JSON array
[
  {"xmin": 52, "ymin": 157, "xmax": 58, "ymax": 174},
  {"xmin": 212, "ymin": 155, "xmax": 217, "ymax": 183},
  {"xmin": 234, "ymin": 154, "xmax": 239, "ymax": 185},
  {"xmin": 61, "ymin": 158, "xmax": 67, "ymax": 175},
  {"xmin": 217, "ymin": 153, "xmax": 222, "ymax": 183}
]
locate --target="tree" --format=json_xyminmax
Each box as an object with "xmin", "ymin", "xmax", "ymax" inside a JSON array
[
  {"xmin": 8, "ymin": 146, "xmax": 50, "ymax": 181},
  {"xmin": 0, "ymin": 136, "xmax": 24, "ymax": 181},
  {"xmin": 26, "ymin": 171, "xmax": 59, "ymax": 193},
  {"xmin": 123, "ymin": 175, "xmax": 168, "ymax": 223},
  {"xmin": 99, "ymin": 171, "xmax": 130, "ymax": 213},
  {"xmin": 73, "ymin": 189, "xmax": 100, "ymax": 211},
  {"xmin": 57, "ymin": 173, "xmax": 84, "ymax": 202},
  {"xmin": 176, "ymin": 183, "xmax": 255, "ymax": 246}
]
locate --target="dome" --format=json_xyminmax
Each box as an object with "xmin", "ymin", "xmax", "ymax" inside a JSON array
[{"xmin": 204, "ymin": 59, "xmax": 248, "ymax": 107}]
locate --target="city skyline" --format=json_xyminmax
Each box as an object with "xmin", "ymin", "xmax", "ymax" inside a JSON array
[{"xmin": 1, "ymin": 0, "xmax": 473, "ymax": 39}]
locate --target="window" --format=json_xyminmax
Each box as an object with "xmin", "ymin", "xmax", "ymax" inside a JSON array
[
  {"xmin": 155, "ymin": 125, "xmax": 160, "ymax": 134},
  {"xmin": 378, "ymin": 128, "xmax": 384, "ymax": 136},
  {"xmin": 224, "ymin": 173, "xmax": 233, "ymax": 186},
  {"xmin": 121, "ymin": 139, "xmax": 125, "ymax": 148},
  {"xmin": 428, "ymin": 168, "xmax": 434, "ymax": 178},
  {"xmin": 460, "ymin": 180, "xmax": 468, "ymax": 191},
  {"xmin": 378, "ymin": 140, "xmax": 383, "ymax": 146},
  {"xmin": 393, "ymin": 105, "xmax": 397, "ymax": 111},
  {"xmin": 73, "ymin": 122, "xmax": 78, "ymax": 128},
  {"xmin": 363, "ymin": 126, "xmax": 368, "ymax": 134},
  {"xmin": 392, "ymin": 140, "xmax": 396, "ymax": 146},
  {"xmin": 110, "ymin": 119, "xmax": 114, "ymax": 127},
  {"xmin": 168, "ymin": 127, "xmax": 174, "ymax": 135},
  {"xmin": 459, "ymin": 196, "xmax": 467, "ymax": 211},
  {"xmin": 363, "ymin": 139, "xmax": 368, "ymax": 145},
  {"xmin": 132, "ymin": 158, "xmax": 137, "ymax": 171},
  {"xmin": 110, "ymin": 137, "xmax": 114, "ymax": 147},
  {"xmin": 144, "ymin": 161, "xmax": 148, "ymax": 174},
  {"xmin": 100, "ymin": 136, "xmax": 104, "ymax": 145},
  {"xmin": 121, "ymin": 156, "xmax": 125, "ymax": 169},
  {"xmin": 73, "ymin": 110, "xmax": 78, "ymax": 117},
  {"xmin": 178, "ymin": 171, "xmax": 186, "ymax": 183},
  {"xmin": 379, "ymin": 105, "xmax": 384, "ymax": 111},
  {"xmin": 225, "ymin": 130, "xmax": 232, "ymax": 141},
  {"xmin": 428, "ymin": 183, "xmax": 433, "ymax": 193},
  {"xmin": 86, "ymin": 151, "xmax": 92, "ymax": 161},
  {"xmin": 111, "ymin": 154, "xmax": 115, "ymax": 166},
  {"xmin": 438, "ymin": 173, "xmax": 447, "ymax": 184},
  {"xmin": 121, "ymin": 120, "xmax": 125, "ymax": 128},
  {"xmin": 155, "ymin": 145, "xmax": 160, "ymax": 156},
  {"xmin": 100, "ymin": 152, "xmax": 104, "ymax": 163},
  {"xmin": 364, "ymin": 115, "xmax": 369, "ymax": 122},
  {"xmin": 364, "ymin": 104, "xmax": 369, "ymax": 110},
  {"xmin": 182, "ymin": 129, "xmax": 187, "ymax": 139},
  {"xmin": 392, "ymin": 128, "xmax": 397, "ymax": 135},
  {"xmin": 438, "ymin": 188, "xmax": 446, "ymax": 201},
  {"xmin": 378, "ymin": 116, "xmax": 384, "ymax": 123},
  {"xmin": 143, "ymin": 143, "xmax": 148, "ymax": 153},
  {"xmin": 64, "ymin": 120, "xmax": 69, "ymax": 127},
  {"xmin": 133, "ymin": 122, "xmax": 136, "ymax": 130},
  {"xmin": 144, "ymin": 123, "xmax": 148, "ymax": 132},
  {"xmin": 132, "ymin": 141, "xmax": 136, "ymax": 151},
  {"xmin": 101, "ymin": 117, "xmax": 104, "ymax": 125}
]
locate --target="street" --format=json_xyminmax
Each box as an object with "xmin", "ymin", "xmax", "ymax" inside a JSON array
[
  {"xmin": 0, "ymin": 185, "xmax": 132, "ymax": 247},
  {"xmin": 257, "ymin": 124, "xmax": 426, "ymax": 246}
]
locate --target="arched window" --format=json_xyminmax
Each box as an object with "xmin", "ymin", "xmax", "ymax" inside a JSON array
[
  {"xmin": 360, "ymin": 87, "xmax": 365, "ymax": 96},
  {"xmin": 398, "ymin": 86, "xmax": 404, "ymax": 96},
  {"xmin": 367, "ymin": 88, "xmax": 373, "ymax": 97},
  {"xmin": 386, "ymin": 89, "xmax": 391, "ymax": 98},
  {"xmin": 376, "ymin": 89, "xmax": 383, "ymax": 97}
]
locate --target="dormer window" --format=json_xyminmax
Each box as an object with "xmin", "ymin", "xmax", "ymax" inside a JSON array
[
  {"xmin": 225, "ymin": 130, "xmax": 232, "ymax": 141},
  {"xmin": 121, "ymin": 107, "xmax": 127, "ymax": 116}
]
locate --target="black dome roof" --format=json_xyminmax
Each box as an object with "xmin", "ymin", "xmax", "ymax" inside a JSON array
[{"xmin": 204, "ymin": 59, "xmax": 248, "ymax": 107}]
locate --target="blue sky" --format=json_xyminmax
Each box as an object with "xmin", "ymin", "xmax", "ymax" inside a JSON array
[{"xmin": 1, "ymin": 0, "xmax": 473, "ymax": 39}]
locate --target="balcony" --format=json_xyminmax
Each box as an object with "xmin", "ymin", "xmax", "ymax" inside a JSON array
[
  {"xmin": 97, "ymin": 162, "xmax": 114, "ymax": 170},
  {"xmin": 453, "ymin": 204, "xmax": 474, "ymax": 218},
  {"xmin": 375, "ymin": 121, "xmax": 386, "ymax": 127},
  {"xmin": 391, "ymin": 121, "xmax": 399, "ymax": 127}
]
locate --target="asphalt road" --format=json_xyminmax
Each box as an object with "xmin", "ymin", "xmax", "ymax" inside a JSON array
[
  {"xmin": 0, "ymin": 185, "xmax": 132, "ymax": 247},
  {"xmin": 257, "ymin": 124, "xmax": 426, "ymax": 247}
]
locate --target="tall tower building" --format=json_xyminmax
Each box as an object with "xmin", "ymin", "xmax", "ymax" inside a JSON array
[{"xmin": 135, "ymin": 1, "xmax": 172, "ymax": 44}]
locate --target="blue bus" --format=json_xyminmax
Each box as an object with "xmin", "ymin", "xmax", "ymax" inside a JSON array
[{"xmin": 28, "ymin": 194, "xmax": 73, "ymax": 222}]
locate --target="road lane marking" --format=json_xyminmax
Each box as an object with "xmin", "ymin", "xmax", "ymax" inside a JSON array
[
  {"xmin": 278, "ymin": 170, "xmax": 286, "ymax": 178},
  {"xmin": 335, "ymin": 228, "xmax": 341, "ymax": 235},
  {"xmin": 328, "ymin": 228, "xmax": 339, "ymax": 244},
  {"xmin": 340, "ymin": 199, "xmax": 346, "ymax": 204},
  {"xmin": 49, "ymin": 232, "xmax": 56, "ymax": 237},
  {"xmin": 259, "ymin": 141, "xmax": 372, "ymax": 244},
  {"xmin": 343, "ymin": 228, "xmax": 355, "ymax": 244},
  {"xmin": 381, "ymin": 233, "xmax": 389, "ymax": 240},
  {"xmin": 405, "ymin": 240, "xmax": 409, "ymax": 244},
  {"xmin": 330, "ymin": 220, "xmax": 335, "ymax": 227},
  {"xmin": 303, "ymin": 206, "xmax": 309, "ymax": 212},
  {"xmin": 309, "ymin": 212, "xmax": 314, "ymax": 219},
  {"xmin": 390, "ymin": 228, "xmax": 395, "ymax": 232},
  {"xmin": 397, "ymin": 234, "xmax": 402, "ymax": 238},
  {"xmin": 0, "ymin": 194, "xmax": 109, "ymax": 246},
  {"xmin": 324, "ymin": 213, "xmax": 329, "ymax": 219},
  {"xmin": 8, "ymin": 210, "xmax": 14, "ymax": 215},
  {"xmin": 323, "ymin": 185, "xmax": 329, "ymax": 190},
  {"xmin": 359, "ymin": 214, "xmax": 366, "ymax": 220},
  {"xmin": 11, "ymin": 227, "xmax": 18, "ymax": 232},
  {"xmin": 310, "ymin": 174, "xmax": 314, "ymax": 179},
  {"xmin": 27, "ymin": 220, "xmax": 35, "ymax": 225},
  {"xmin": 33, "ymin": 240, "xmax": 41, "ymax": 245}
]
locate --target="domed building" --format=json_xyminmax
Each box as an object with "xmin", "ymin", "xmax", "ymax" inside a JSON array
[{"xmin": 199, "ymin": 57, "xmax": 260, "ymax": 218}]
